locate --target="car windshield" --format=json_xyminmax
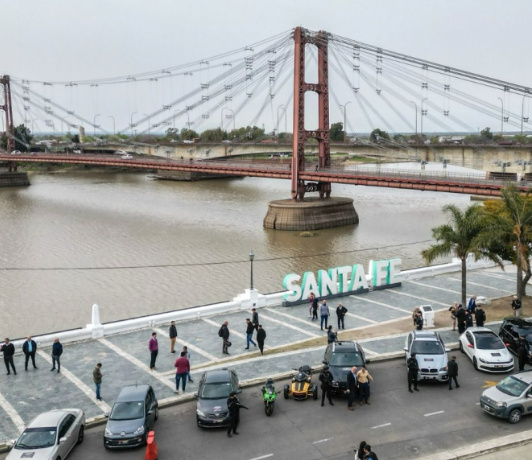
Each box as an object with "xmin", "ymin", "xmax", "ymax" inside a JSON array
[
  {"xmin": 15, "ymin": 427, "xmax": 57, "ymax": 449},
  {"xmin": 496, "ymin": 376, "xmax": 529, "ymax": 397},
  {"xmin": 517, "ymin": 328, "xmax": 532, "ymax": 343},
  {"xmin": 411, "ymin": 340, "xmax": 444, "ymax": 355},
  {"xmin": 110, "ymin": 401, "xmax": 144, "ymax": 421},
  {"xmin": 330, "ymin": 352, "xmax": 364, "ymax": 366},
  {"xmin": 474, "ymin": 333, "xmax": 505, "ymax": 350},
  {"xmin": 200, "ymin": 382, "xmax": 232, "ymax": 400}
]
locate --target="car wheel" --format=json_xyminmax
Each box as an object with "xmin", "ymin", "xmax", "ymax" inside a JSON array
[
  {"xmin": 76, "ymin": 426, "xmax": 84, "ymax": 445},
  {"xmin": 459, "ymin": 341, "xmax": 464, "ymax": 353},
  {"xmin": 509, "ymin": 408, "xmax": 522, "ymax": 424},
  {"xmin": 473, "ymin": 357, "xmax": 478, "ymax": 371},
  {"xmin": 312, "ymin": 385, "xmax": 318, "ymax": 400},
  {"xmin": 154, "ymin": 407, "xmax": 159, "ymax": 421}
]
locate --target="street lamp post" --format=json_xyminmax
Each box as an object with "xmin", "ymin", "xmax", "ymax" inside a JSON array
[
  {"xmin": 521, "ymin": 95, "xmax": 528, "ymax": 137},
  {"xmin": 420, "ymin": 97, "xmax": 428, "ymax": 139},
  {"xmin": 108, "ymin": 116, "xmax": 115, "ymax": 135},
  {"xmin": 498, "ymin": 97, "xmax": 504, "ymax": 136},
  {"xmin": 93, "ymin": 114, "xmax": 101, "ymax": 136},
  {"xmin": 339, "ymin": 102, "xmax": 352, "ymax": 143},
  {"xmin": 410, "ymin": 101, "xmax": 418, "ymax": 137},
  {"xmin": 249, "ymin": 251, "xmax": 254, "ymax": 290}
]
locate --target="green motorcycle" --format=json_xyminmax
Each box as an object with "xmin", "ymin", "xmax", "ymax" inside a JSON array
[{"xmin": 262, "ymin": 378, "xmax": 277, "ymax": 416}]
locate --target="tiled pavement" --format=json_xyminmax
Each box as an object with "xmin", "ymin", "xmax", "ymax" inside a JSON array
[{"xmin": 0, "ymin": 265, "xmax": 520, "ymax": 443}]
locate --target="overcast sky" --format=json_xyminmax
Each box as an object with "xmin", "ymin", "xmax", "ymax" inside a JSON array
[{"xmin": 1, "ymin": 0, "xmax": 531, "ymax": 134}]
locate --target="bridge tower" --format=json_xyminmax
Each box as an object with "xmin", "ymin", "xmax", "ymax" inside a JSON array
[
  {"xmin": 263, "ymin": 28, "xmax": 359, "ymax": 230},
  {"xmin": 1, "ymin": 75, "xmax": 15, "ymax": 154}
]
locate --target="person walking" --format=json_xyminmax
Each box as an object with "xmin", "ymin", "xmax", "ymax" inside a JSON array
[
  {"xmin": 407, "ymin": 352, "xmax": 420, "ymax": 393},
  {"xmin": 319, "ymin": 365, "xmax": 334, "ymax": 407},
  {"xmin": 220, "ymin": 321, "xmax": 230, "ymax": 355},
  {"xmin": 319, "ymin": 300, "xmax": 330, "ymax": 331},
  {"xmin": 226, "ymin": 391, "xmax": 248, "ymax": 438},
  {"xmin": 517, "ymin": 335, "xmax": 529, "ymax": 372},
  {"xmin": 467, "ymin": 295, "xmax": 477, "ymax": 314},
  {"xmin": 174, "ymin": 351, "xmax": 190, "ymax": 394},
  {"xmin": 512, "ymin": 296, "xmax": 522, "ymax": 318},
  {"xmin": 22, "ymin": 336, "xmax": 38, "ymax": 371},
  {"xmin": 456, "ymin": 304, "xmax": 466, "ymax": 334},
  {"xmin": 257, "ymin": 325, "xmax": 266, "ymax": 355},
  {"xmin": 336, "ymin": 303, "xmax": 348, "ymax": 330},
  {"xmin": 148, "ymin": 332, "xmax": 158, "ymax": 371},
  {"xmin": 447, "ymin": 356, "xmax": 459, "ymax": 390},
  {"xmin": 311, "ymin": 294, "xmax": 319, "ymax": 321},
  {"xmin": 251, "ymin": 308, "xmax": 259, "ymax": 332},
  {"xmin": 475, "ymin": 306, "xmax": 486, "ymax": 328},
  {"xmin": 169, "ymin": 321, "xmax": 177, "ymax": 354},
  {"xmin": 415, "ymin": 312, "xmax": 423, "ymax": 331},
  {"xmin": 245, "ymin": 318, "xmax": 257, "ymax": 350},
  {"xmin": 0, "ymin": 338, "xmax": 16, "ymax": 376},
  {"xmin": 346, "ymin": 366, "xmax": 358, "ymax": 411},
  {"xmin": 357, "ymin": 365, "xmax": 374, "ymax": 405},
  {"xmin": 50, "ymin": 338, "xmax": 63, "ymax": 373},
  {"xmin": 327, "ymin": 326, "xmax": 337, "ymax": 344},
  {"xmin": 308, "ymin": 293, "xmax": 316, "ymax": 318},
  {"xmin": 449, "ymin": 302, "xmax": 458, "ymax": 331},
  {"xmin": 93, "ymin": 363, "xmax": 103, "ymax": 401},
  {"xmin": 182, "ymin": 346, "xmax": 194, "ymax": 383}
]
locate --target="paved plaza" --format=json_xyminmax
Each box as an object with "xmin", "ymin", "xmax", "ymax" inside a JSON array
[{"xmin": 0, "ymin": 265, "xmax": 521, "ymax": 444}]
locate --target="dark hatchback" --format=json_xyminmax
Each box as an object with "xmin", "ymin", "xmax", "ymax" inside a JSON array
[
  {"xmin": 499, "ymin": 318, "xmax": 532, "ymax": 363},
  {"xmin": 103, "ymin": 384, "xmax": 158, "ymax": 449},
  {"xmin": 322, "ymin": 341, "xmax": 370, "ymax": 395},
  {"xmin": 195, "ymin": 369, "xmax": 241, "ymax": 428}
]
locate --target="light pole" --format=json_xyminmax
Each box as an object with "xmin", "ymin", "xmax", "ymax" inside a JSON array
[
  {"xmin": 339, "ymin": 101, "xmax": 352, "ymax": 143},
  {"xmin": 410, "ymin": 101, "xmax": 418, "ymax": 137},
  {"xmin": 521, "ymin": 95, "xmax": 528, "ymax": 137},
  {"xmin": 420, "ymin": 97, "xmax": 428, "ymax": 139},
  {"xmin": 249, "ymin": 251, "xmax": 254, "ymax": 290},
  {"xmin": 108, "ymin": 116, "xmax": 115, "ymax": 135},
  {"xmin": 498, "ymin": 97, "xmax": 504, "ymax": 136},
  {"xmin": 93, "ymin": 114, "xmax": 101, "ymax": 136},
  {"xmin": 130, "ymin": 111, "xmax": 138, "ymax": 137}
]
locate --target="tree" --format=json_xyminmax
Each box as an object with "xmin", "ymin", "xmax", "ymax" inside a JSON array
[
  {"xmin": 0, "ymin": 124, "xmax": 33, "ymax": 151},
  {"xmin": 422, "ymin": 204, "xmax": 489, "ymax": 306},
  {"xmin": 480, "ymin": 127, "xmax": 493, "ymax": 141},
  {"xmin": 165, "ymin": 128, "xmax": 179, "ymax": 141},
  {"xmin": 180, "ymin": 128, "xmax": 199, "ymax": 141},
  {"xmin": 200, "ymin": 128, "xmax": 226, "ymax": 142},
  {"xmin": 370, "ymin": 128, "xmax": 390, "ymax": 143},
  {"xmin": 330, "ymin": 122, "xmax": 344, "ymax": 142}
]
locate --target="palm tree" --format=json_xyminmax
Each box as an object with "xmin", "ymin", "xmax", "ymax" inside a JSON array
[{"xmin": 422, "ymin": 204, "xmax": 488, "ymax": 306}]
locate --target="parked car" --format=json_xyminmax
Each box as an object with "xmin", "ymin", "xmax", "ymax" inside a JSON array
[
  {"xmin": 7, "ymin": 409, "xmax": 85, "ymax": 460},
  {"xmin": 404, "ymin": 330, "xmax": 449, "ymax": 382},
  {"xmin": 103, "ymin": 384, "xmax": 158, "ymax": 449},
  {"xmin": 73, "ymin": 149, "xmax": 82, "ymax": 154},
  {"xmin": 499, "ymin": 318, "xmax": 532, "ymax": 363},
  {"xmin": 459, "ymin": 327, "xmax": 514, "ymax": 372},
  {"xmin": 10, "ymin": 150, "xmax": 21, "ymax": 155},
  {"xmin": 121, "ymin": 154, "xmax": 133, "ymax": 160},
  {"xmin": 195, "ymin": 369, "xmax": 241, "ymax": 428},
  {"xmin": 480, "ymin": 372, "xmax": 532, "ymax": 423},
  {"xmin": 114, "ymin": 150, "xmax": 127, "ymax": 155},
  {"xmin": 322, "ymin": 341, "xmax": 370, "ymax": 395}
]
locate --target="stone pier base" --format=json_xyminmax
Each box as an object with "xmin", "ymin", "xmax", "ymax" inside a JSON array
[
  {"xmin": 0, "ymin": 172, "xmax": 30, "ymax": 187},
  {"xmin": 263, "ymin": 197, "xmax": 359, "ymax": 231},
  {"xmin": 156, "ymin": 170, "xmax": 238, "ymax": 181}
]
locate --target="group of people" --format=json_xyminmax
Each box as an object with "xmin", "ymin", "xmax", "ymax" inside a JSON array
[
  {"xmin": 318, "ymin": 364, "xmax": 374, "ymax": 409},
  {"xmin": 407, "ymin": 353, "xmax": 460, "ymax": 392},
  {"xmin": 0, "ymin": 336, "xmax": 63, "ymax": 376},
  {"xmin": 309, "ymin": 293, "xmax": 348, "ymax": 331},
  {"xmin": 448, "ymin": 296, "xmax": 486, "ymax": 334},
  {"xmin": 219, "ymin": 308, "xmax": 267, "ymax": 355}
]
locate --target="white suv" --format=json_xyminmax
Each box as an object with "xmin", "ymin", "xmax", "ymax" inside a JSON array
[{"xmin": 404, "ymin": 330, "xmax": 450, "ymax": 382}]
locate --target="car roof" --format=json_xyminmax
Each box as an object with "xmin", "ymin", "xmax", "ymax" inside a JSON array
[
  {"xmin": 503, "ymin": 317, "xmax": 532, "ymax": 328},
  {"xmin": 204, "ymin": 369, "xmax": 233, "ymax": 383},
  {"xmin": 469, "ymin": 327, "xmax": 497, "ymax": 335},
  {"xmin": 331, "ymin": 341, "xmax": 360, "ymax": 352},
  {"xmin": 115, "ymin": 384, "xmax": 151, "ymax": 402},
  {"xmin": 412, "ymin": 331, "xmax": 439, "ymax": 340},
  {"xmin": 29, "ymin": 410, "xmax": 72, "ymax": 428},
  {"xmin": 512, "ymin": 372, "xmax": 532, "ymax": 384}
]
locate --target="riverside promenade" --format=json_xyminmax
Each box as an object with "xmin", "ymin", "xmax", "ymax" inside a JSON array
[{"xmin": 0, "ymin": 262, "xmax": 523, "ymax": 454}]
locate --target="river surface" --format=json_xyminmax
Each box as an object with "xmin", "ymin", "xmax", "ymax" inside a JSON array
[{"xmin": 0, "ymin": 169, "xmax": 471, "ymax": 338}]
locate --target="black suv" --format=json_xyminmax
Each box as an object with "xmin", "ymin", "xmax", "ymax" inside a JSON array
[
  {"xmin": 499, "ymin": 318, "xmax": 532, "ymax": 363},
  {"xmin": 322, "ymin": 341, "xmax": 369, "ymax": 395}
]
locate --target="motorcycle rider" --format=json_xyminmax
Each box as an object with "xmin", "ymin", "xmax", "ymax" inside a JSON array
[
  {"xmin": 407, "ymin": 352, "xmax": 420, "ymax": 393},
  {"xmin": 227, "ymin": 391, "xmax": 248, "ymax": 438},
  {"xmin": 319, "ymin": 365, "xmax": 334, "ymax": 407}
]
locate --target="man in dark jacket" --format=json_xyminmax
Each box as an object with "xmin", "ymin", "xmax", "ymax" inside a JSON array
[
  {"xmin": 51, "ymin": 337, "xmax": 63, "ymax": 373},
  {"xmin": 245, "ymin": 318, "xmax": 257, "ymax": 350},
  {"xmin": 93, "ymin": 363, "xmax": 103, "ymax": 401},
  {"xmin": 312, "ymin": 295, "xmax": 319, "ymax": 321},
  {"xmin": 464, "ymin": 310, "xmax": 473, "ymax": 329},
  {"xmin": 407, "ymin": 353, "xmax": 419, "ymax": 393},
  {"xmin": 0, "ymin": 338, "xmax": 16, "ymax": 375},
  {"xmin": 456, "ymin": 304, "xmax": 466, "ymax": 334},
  {"xmin": 221, "ymin": 321, "xmax": 230, "ymax": 355},
  {"xmin": 227, "ymin": 391, "xmax": 248, "ymax": 437},
  {"xmin": 447, "ymin": 355, "xmax": 459, "ymax": 390},
  {"xmin": 467, "ymin": 295, "xmax": 477, "ymax": 314},
  {"xmin": 415, "ymin": 312, "xmax": 423, "ymax": 331},
  {"xmin": 169, "ymin": 321, "xmax": 177, "ymax": 354},
  {"xmin": 22, "ymin": 336, "xmax": 38, "ymax": 370},
  {"xmin": 363, "ymin": 445, "xmax": 378, "ymax": 460},
  {"xmin": 257, "ymin": 325, "xmax": 266, "ymax": 355},
  {"xmin": 474, "ymin": 306, "xmax": 486, "ymax": 328},
  {"xmin": 251, "ymin": 308, "xmax": 259, "ymax": 332},
  {"xmin": 327, "ymin": 326, "xmax": 337, "ymax": 344},
  {"xmin": 336, "ymin": 303, "xmax": 348, "ymax": 330},
  {"xmin": 517, "ymin": 335, "xmax": 529, "ymax": 372},
  {"xmin": 319, "ymin": 365, "xmax": 334, "ymax": 407},
  {"xmin": 346, "ymin": 366, "xmax": 358, "ymax": 411},
  {"xmin": 512, "ymin": 296, "xmax": 522, "ymax": 318}
]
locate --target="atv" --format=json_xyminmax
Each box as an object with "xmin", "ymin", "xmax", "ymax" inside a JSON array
[{"xmin": 283, "ymin": 365, "xmax": 318, "ymax": 401}]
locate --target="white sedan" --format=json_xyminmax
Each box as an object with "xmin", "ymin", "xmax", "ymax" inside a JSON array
[
  {"xmin": 121, "ymin": 154, "xmax": 133, "ymax": 160},
  {"xmin": 459, "ymin": 327, "xmax": 514, "ymax": 373}
]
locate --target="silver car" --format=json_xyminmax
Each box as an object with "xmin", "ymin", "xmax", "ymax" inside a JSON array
[
  {"xmin": 480, "ymin": 372, "xmax": 532, "ymax": 424},
  {"xmin": 404, "ymin": 330, "xmax": 450, "ymax": 382},
  {"xmin": 7, "ymin": 409, "xmax": 85, "ymax": 460}
]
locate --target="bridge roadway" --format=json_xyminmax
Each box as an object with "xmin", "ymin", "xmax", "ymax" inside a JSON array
[{"xmin": 2, "ymin": 153, "xmax": 524, "ymax": 197}]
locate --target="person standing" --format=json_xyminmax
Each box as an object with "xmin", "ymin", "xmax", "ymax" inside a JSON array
[
  {"xmin": 174, "ymin": 351, "xmax": 190, "ymax": 394},
  {"xmin": 467, "ymin": 295, "xmax": 477, "ymax": 314},
  {"xmin": 447, "ymin": 356, "xmax": 459, "ymax": 390},
  {"xmin": 355, "ymin": 441, "xmax": 367, "ymax": 460},
  {"xmin": 93, "ymin": 363, "xmax": 103, "ymax": 401},
  {"xmin": 244, "ymin": 319, "xmax": 257, "ymax": 350},
  {"xmin": 319, "ymin": 300, "xmax": 330, "ymax": 331},
  {"xmin": 251, "ymin": 308, "xmax": 259, "ymax": 332},
  {"xmin": 363, "ymin": 445, "xmax": 378, "ymax": 460},
  {"xmin": 319, "ymin": 365, "xmax": 334, "ymax": 407},
  {"xmin": 517, "ymin": 335, "xmax": 529, "ymax": 372},
  {"xmin": 346, "ymin": 366, "xmax": 358, "ymax": 411},
  {"xmin": 308, "ymin": 293, "xmax": 316, "ymax": 318},
  {"xmin": 336, "ymin": 303, "xmax": 348, "ymax": 330},
  {"xmin": 257, "ymin": 325, "xmax": 266, "ymax": 355},
  {"xmin": 50, "ymin": 338, "xmax": 63, "ymax": 373},
  {"xmin": 449, "ymin": 302, "xmax": 458, "ymax": 331},
  {"xmin": 169, "ymin": 321, "xmax": 177, "ymax": 354},
  {"xmin": 220, "ymin": 321, "xmax": 230, "ymax": 355},
  {"xmin": 415, "ymin": 312, "xmax": 423, "ymax": 331},
  {"xmin": 475, "ymin": 306, "xmax": 486, "ymax": 327},
  {"xmin": 407, "ymin": 352, "xmax": 419, "ymax": 393},
  {"xmin": 464, "ymin": 310, "xmax": 473, "ymax": 330},
  {"xmin": 412, "ymin": 306, "xmax": 421, "ymax": 326},
  {"xmin": 456, "ymin": 304, "xmax": 466, "ymax": 334},
  {"xmin": 148, "ymin": 332, "xmax": 158, "ymax": 371},
  {"xmin": 357, "ymin": 365, "xmax": 374, "ymax": 405},
  {"xmin": 0, "ymin": 338, "xmax": 16, "ymax": 375},
  {"xmin": 226, "ymin": 391, "xmax": 248, "ymax": 438},
  {"xmin": 327, "ymin": 326, "xmax": 337, "ymax": 344},
  {"xmin": 182, "ymin": 346, "xmax": 193, "ymax": 383},
  {"xmin": 22, "ymin": 336, "xmax": 38, "ymax": 371},
  {"xmin": 512, "ymin": 296, "xmax": 522, "ymax": 318},
  {"xmin": 312, "ymin": 294, "xmax": 319, "ymax": 321}
]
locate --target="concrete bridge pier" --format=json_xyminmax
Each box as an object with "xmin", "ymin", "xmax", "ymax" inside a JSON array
[{"xmin": 0, "ymin": 171, "xmax": 30, "ymax": 187}]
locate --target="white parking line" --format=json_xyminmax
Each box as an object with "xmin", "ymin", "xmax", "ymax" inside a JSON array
[
  {"xmin": 249, "ymin": 455, "xmax": 274, "ymax": 460},
  {"xmin": 479, "ymin": 272, "xmax": 516, "ymax": 282},
  {"xmin": 448, "ymin": 278, "xmax": 513, "ymax": 294},
  {"xmin": 36, "ymin": 350, "xmax": 111, "ymax": 413},
  {"xmin": 0, "ymin": 391, "xmax": 26, "ymax": 433},
  {"xmin": 410, "ymin": 281, "xmax": 462, "ymax": 295},
  {"xmin": 264, "ymin": 308, "xmax": 323, "ymax": 330},
  {"xmin": 345, "ymin": 312, "xmax": 378, "ymax": 324},
  {"xmin": 202, "ymin": 318, "xmax": 248, "ymax": 339},
  {"xmin": 313, "ymin": 437, "xmax": 333, "ymax": 444},
  {"xmin": 388, "ymin": 290, "xmax": 448, "ymax": 307},
  {"xmin": 259, "ymin": 313, "xmax": 320, "ymax": 337},
  {"xmin": 152, "ymin": 327, "xmax": 219, "ymax": 362},
  {"xmin": 424, "ymin": 411, "xmax": 445, "ymax": 417},
  {"xmin": 352, "ymin": 295, "xmax": 412, "ymax": 314},
  {"xmin": 371, "ymin": 423, "xmax": 391, "ymax": 429}
]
